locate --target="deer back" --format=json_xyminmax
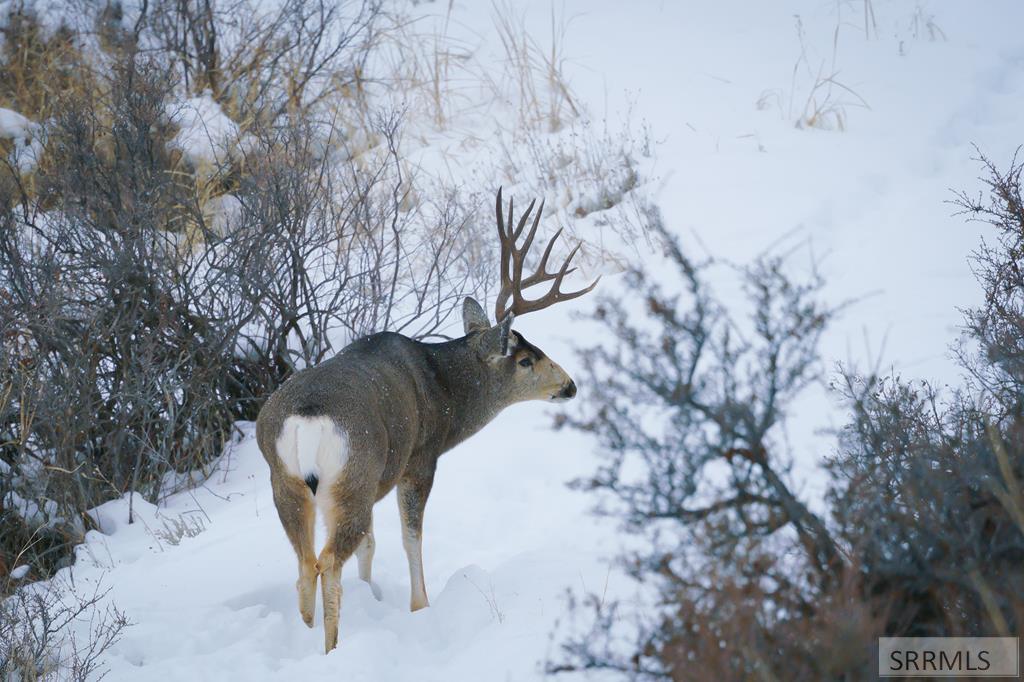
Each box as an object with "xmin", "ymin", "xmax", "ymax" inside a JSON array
[{"xmin": 256, "ymin": 332, "xmax": 511, "ymax": 496}]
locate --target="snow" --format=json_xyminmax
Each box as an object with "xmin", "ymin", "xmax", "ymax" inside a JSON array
[
  {"xmin": 0, "ymin": 108, "xmax": 32, "ymax": 139},
  {"xmin": 20, "ymin": 0, "xmax": 1024, "ymax": 679},
  {"xmin": 0, "ymin": 107, "xmax": 43, "ymax": 173},
  {"xmin": 65, "ymin": 418, "xmax": 618, "ymax": 680},
  {"xmin": 203, "ymin": 193, "xmax": 244, "ymax": 236},
  {"xmin": 166, "ymin": 93, "xmax": 239, "ymax": 169},
  {"xmin": 10, "ymin": 566, "xmax": 29, "ymax": 581}
]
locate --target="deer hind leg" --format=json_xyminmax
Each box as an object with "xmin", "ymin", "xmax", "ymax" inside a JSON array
[
  {"xmin": 353, "ymin": 515, "xmax": 382, "ymax": 600},
  {"xmin": 269, "ymin": 471, "xmax": 318, "ymax": 628},
  {"xmin": 397, "ymin": 476, "xmax": 433, "ymax": 612},
  {"xmin": 318, "ymin": 487, "xmax": 373, "ymax": 653}
]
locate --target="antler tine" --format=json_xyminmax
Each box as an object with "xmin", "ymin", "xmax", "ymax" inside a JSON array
[
  {"xmin": 495, "ymin": 187, "xmax": 506, "ymax": 238},
  {"xmin": 520, "ymin": 225, "xmax": 562, "ymax": 288},
  {"xmin": 507, "ymin": 195, "xmax": 514, "ymax": 238},
  {"xmin": 512, "ymin": 199, "xmax": 536, "ymax": 241},
  {"xmin": 495, "ymin": 188, "xmax": 514, "ymax": 321},
  {"xmin": 553, "ymin": 242, "xmax": 583, "ymax": 286},
  {"xmin": 519, "ymin": 199, "xmax": 544, "ymax": 257},
  {"xmin": 553, "ymin": 273, "xmax": 602, "ymax": 305},
  {"xmin": 495, "ymin": 190, "xmax": 537, "ymax": 320}
]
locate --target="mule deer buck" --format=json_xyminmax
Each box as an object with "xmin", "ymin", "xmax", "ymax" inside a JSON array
[{"xmin": 256, "ymin": 188, "xmax": 599, "ymax": 652}]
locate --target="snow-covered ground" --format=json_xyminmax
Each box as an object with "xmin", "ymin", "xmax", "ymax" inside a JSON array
[
  {"xmin": 25, "ymin": 0, "xmax": 1024, "ymax": 679},
  {"xmin": 71, "ymin": 415, "xmax": 613, "ymax": 680}
]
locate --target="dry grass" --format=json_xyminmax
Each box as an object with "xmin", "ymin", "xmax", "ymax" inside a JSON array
[
  {"xmin": 320, "ymin": 0, "xmax": 653, "ymax": 270},
  {"xmin": 0, "ymin": 8, "xmax": 92, "ymax": 122},
  {"xmin": 988, "ymin": 423, "xmax": 1024, "ymax": 536},
  {"xmin": 465, "ymin": 572, "xmax": 505, "ymax": 625},
  {"xmin": 489, "ymin": 1, "xmax": 579, "ymax": 134},
  {"xmin": 757, "ymin": 14, "xmax": 870, "ymax": 131},
  {"xmin": 791, "ymin": 18, "xmax": 869, "ymax": 131},
  {"xmin": 909, "ymin": 4, "xmax": 946, "ymax": 42},
  {"xmin": 365, "ymin": 3, "xmax": 478, "ymax": 137},
  {"xmin": 371, "ymin": 1, "xmax": 580, "ymax": 138},
  {"xmin": 0, "ymin": 8, "xmax": 98, "ymax": 204},
  {"xmin": 0, "ymin": 8, "xmax": 212, "ymax": 223},
  {"xmin": 152, "ymin": 513, "xmax": 208, "ymax": 548},
  {"xmin": 492, "ymin": 111, "xmax": 656, "ymax": 276}
]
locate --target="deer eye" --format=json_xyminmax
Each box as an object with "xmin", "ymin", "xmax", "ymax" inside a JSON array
[{"xmin": 518, "ymin": 357, "xmax": 533, "ymax": 368}]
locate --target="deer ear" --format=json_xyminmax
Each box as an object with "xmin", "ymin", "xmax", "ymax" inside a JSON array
[
  {"xmin": 463, "ymin": 297, "xmax": 490, "ymax": 334},
  {"xmin": 471, "ymin": 312, "xmax": 515, "ymax": 358}
]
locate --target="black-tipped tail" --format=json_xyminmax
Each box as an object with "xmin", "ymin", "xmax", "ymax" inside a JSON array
[{"xmin": 304, "ymin": 474, "xmax": 319, "ymax": 496}]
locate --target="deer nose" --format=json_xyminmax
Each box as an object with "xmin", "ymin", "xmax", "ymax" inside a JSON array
[{"xmin": 561, "ymin": 380, "xmax": 577, "ymax": 399}]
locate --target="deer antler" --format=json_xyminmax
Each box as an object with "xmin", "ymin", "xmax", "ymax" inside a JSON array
[{"xmin": 493, "ymin": 188, "xmax": 600, "ymax": 322}]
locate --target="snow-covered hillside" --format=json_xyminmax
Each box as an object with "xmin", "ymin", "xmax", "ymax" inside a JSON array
[{"xmin": 22, "ymin": 0, "xmax": 1024, "ymax": 679}]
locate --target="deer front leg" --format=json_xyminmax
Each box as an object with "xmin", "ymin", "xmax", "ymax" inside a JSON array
[
  {"xmin": 397, "ymin": 476, "xmax": 433, "ymax": 612},
  {"xmin": 269, "ymin": 472, "xmax": 318, "ymax": 628}
]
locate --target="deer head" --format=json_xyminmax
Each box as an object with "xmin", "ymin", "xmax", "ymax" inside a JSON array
[{"xmin": 461, "ymin": 188, "xmax": 600, "ymax": 403}]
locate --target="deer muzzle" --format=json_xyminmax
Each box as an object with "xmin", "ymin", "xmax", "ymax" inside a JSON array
[{"xmin": 552, "ymin": 379, "xmax": 577, "ymax": 402}]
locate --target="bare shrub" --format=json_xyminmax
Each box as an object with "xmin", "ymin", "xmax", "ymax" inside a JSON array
[
  {"xmin": 828, "ymin": 374, "xmax": 1024, "ymax": 640},
  {"xmin": 0, "ymin": 59, "xmax": 224, "ymax": 596},
  {"xmin": 113, "ymin": 0, "xmax": 383, "ymax": 125},
  {"xmin": 953, "ymin": 150, "xmax": 1024, "ymax": 416},
  {"xmin": 549, "ymin": 153, "xmax": 1024, "ymax": 678},
  {"xmin": 0, "ymin": 16, "xmax": 482, "ymax": 585},
  {"xmin": 548, "ymin": 223, "xmax": 846, "ymax": 678},
  {"xmin": 0, "ymin": 577, "xmax": 129, "ymax": 681},
  {"xmin": 220, "ymin": 109, "xmax": 486, "ymax": 407},
  {"xmin": 825, "ymin": 151, "xmax": 1024, "ymax": 640}
]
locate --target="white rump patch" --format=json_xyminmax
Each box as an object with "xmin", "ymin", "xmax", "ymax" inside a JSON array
[{"xmin": 275, "ymin": 416, "xmax": 349, "ymax": 491}]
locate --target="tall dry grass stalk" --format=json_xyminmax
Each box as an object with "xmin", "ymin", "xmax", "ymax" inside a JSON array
[{"xmin": 489, "ymin": 1, "xmax": 578, "ymax": 134}]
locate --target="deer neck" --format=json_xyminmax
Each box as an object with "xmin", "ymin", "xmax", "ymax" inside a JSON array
[{"xmin": 423, "ymin": 338, "xmax": 514, "ymax": 453}]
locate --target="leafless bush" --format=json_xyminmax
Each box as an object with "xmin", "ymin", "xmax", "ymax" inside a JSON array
[
  {"xmin": 104, "ymin": 0, "xmax": 384, "ymax": 125},
  {"xmin": 0, "ymin": 23, "xmax": 483, "ymax": 584},
  {"xmin": 549, "ymin": 224, "xmax": 845, "ymax": 678},
  {"xmin": 826, "ymin": 151, "xmax": 1024, "ymax": 640},
  {"xmin": 828, "ymin": 374, "xmax": 1024, "ymax": 640},
  {"xmin": 0, "ymin": 577, "xmax": 129, "ymax": 681},
  {"xmin": 219, "ymin": 108, "xmax": 485, "ymax": 403},
  {"xmin": 549, "ymin": 153, "xmax": 1024, "ymax": 678},
  {"xmin": 560, "ymin": 225, "xmax": 840, "ymax": 569},
  {"xmin": 953, "ymin": 149, "xmax": 1024, "ymax": 417}
]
